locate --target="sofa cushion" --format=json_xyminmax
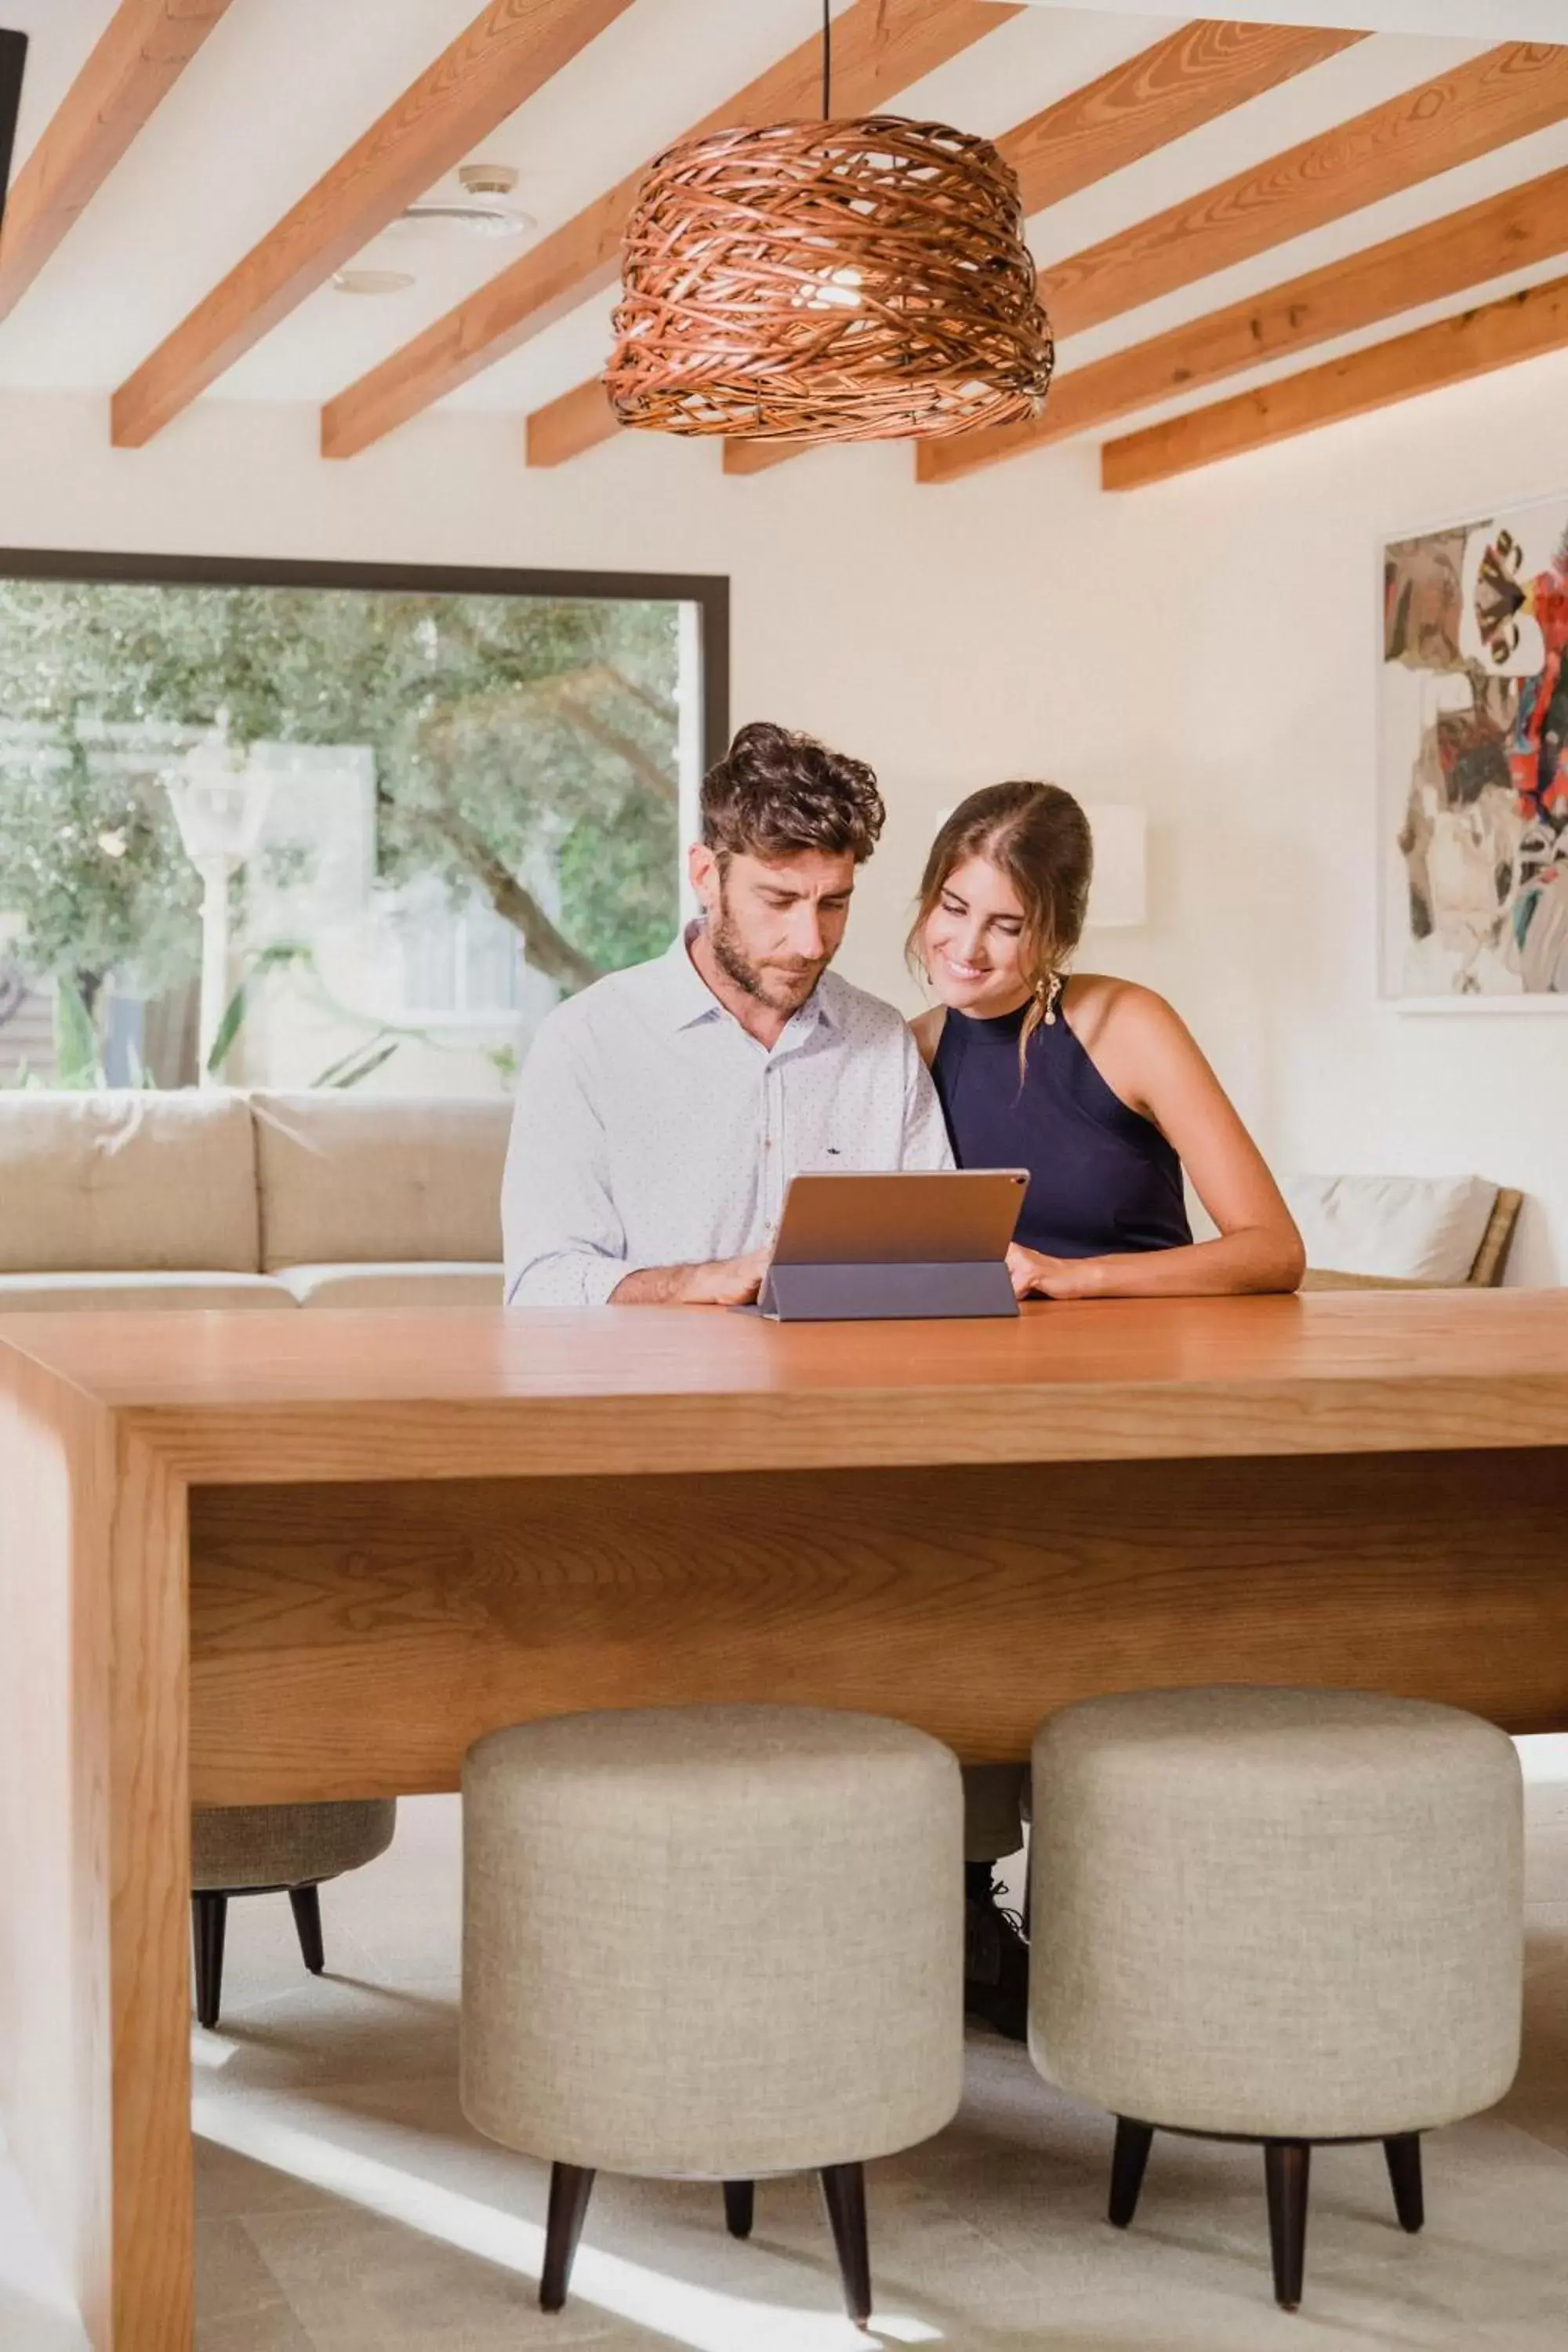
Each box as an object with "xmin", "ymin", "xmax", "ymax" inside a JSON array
[
  {"xmin": 1281, "ymin": 1173, "xmax": 1497, "ymax": 1284},
  {"xmin": 277, "ymin": 1262, "xmax": 504, "ymax": 1308},
  {"xmin": 0, "ymin": 1092, "xmax": 260, "ymax": 1273},
  {"xmin": 0, "ymin": 1272, "xmax": 294, "ymax": 1310},
  {"xmin": 251, "ymin": 1093, "xmax": 510, "ymax": 1270}
]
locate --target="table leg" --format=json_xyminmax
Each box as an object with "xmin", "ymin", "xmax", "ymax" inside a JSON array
[{"xmin": 0, "ymin": 1364, "xmax": 193, "ymax": 2351}]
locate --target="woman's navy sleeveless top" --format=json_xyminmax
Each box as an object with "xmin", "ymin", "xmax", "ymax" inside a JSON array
[{"xmin": 930, "ymin": 1001, "xmax": 1192, "ymax": 1259}]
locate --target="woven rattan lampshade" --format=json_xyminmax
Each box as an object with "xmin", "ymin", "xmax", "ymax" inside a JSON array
[{"xmin": 604, "ymin": 114, "xmax": 1054, "ymax": 445}]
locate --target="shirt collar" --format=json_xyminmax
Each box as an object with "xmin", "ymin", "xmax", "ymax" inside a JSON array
[{"xmin": 659, "ymin": 924, "xmax": 837, "ymax": 1038}]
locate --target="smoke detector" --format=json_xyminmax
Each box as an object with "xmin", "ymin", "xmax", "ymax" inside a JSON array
[{"xmin": 398, "ymin": 163, "xmax": 535, "ymax": 241}]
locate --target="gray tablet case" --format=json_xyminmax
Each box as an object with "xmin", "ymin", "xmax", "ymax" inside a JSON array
[{"xmin": 757, "ymin": 1169, "xmax": 1027, "ymax": 1321}]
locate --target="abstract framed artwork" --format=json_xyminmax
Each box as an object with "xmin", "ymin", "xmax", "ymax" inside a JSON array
[{"xmin": 1380, "ymin": 489, "xmax": 1568, "ymax": 1007}]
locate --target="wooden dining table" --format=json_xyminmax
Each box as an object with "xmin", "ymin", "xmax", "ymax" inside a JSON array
[{"xmin": 3, "ymin": 1290, "xmax": 1568, "ymax": 2350}]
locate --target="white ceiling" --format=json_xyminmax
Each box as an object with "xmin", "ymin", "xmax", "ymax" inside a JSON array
[{"xmin": 0, "ymin": 2, "xmax": 1563, "ymax": 462}]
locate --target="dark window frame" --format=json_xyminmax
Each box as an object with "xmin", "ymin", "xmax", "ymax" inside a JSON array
[{"xmin": 0, "ymin": 544, "xmax": 731, "ymax": 777}]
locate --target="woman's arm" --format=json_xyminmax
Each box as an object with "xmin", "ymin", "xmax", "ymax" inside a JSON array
[{"xmin": 1011, "ymin": 983, "xmax": 1305, "ymax": 1301}]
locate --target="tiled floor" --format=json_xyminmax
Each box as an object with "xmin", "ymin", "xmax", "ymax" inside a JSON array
[{"xmin": 6, "ymin": 1746, "xmax": 1568, "ymax": 2351}]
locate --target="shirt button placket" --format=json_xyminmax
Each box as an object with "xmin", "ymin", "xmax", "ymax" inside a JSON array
[{"xmin": 765, "ymin": 1062, "xmax": 781, "ymax": 1232}]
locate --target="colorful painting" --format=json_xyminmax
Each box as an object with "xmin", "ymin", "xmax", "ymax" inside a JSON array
[{"xmin": 1381, "ymin": 491, "xmax": 1568, "ymax": 1002}]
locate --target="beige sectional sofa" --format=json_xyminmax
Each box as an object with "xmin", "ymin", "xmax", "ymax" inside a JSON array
[{"xmin": 0, "ymin": 1091, "xmax": 510, "ymax": 1309}]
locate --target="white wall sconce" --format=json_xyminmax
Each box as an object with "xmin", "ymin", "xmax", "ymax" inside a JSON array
[{"xmin": 1082, "ymin": 802, "xmax": 1147, "ymax": 930}]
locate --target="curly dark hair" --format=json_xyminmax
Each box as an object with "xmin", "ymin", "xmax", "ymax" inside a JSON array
[{"xmin": 700, "ymin": 721, "xmax": 886, "ymax": 866}]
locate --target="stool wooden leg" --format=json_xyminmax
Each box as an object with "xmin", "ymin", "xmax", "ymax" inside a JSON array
[
  {"xmin": 541, "ymin": 2163, "xmax": 596, "ymax": 2312},
  {"xmin": 1383, "ymin": 2132, "xmax": 1425, "ymax": 2233},
  {"xmin": 289, "ymin": 1884, "xmax": 325, "ymax": 1975},
  {"xmin": 722, "ymin": 2180, "xmax": 754, "ymax": 2239},
  {"xmin": 192, "ymin": 1892, "xmax": 228, "ymax": 2031},
  {"xmin": 820, "ymin": 2162, "xmax": 872, "ymax": 2328},
  {"xmin": 1109, "ymin": 2118, "xmax": 1154, "ymax": 2228},
  {"xmin": 1263, "ymin": 2141, "xmax": 1311, "ymax": 2310}
]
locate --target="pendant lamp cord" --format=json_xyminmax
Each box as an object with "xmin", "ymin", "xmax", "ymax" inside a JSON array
[{"xmin": 821, "ymin": 0, "xmax": 831, "ymax": 119}]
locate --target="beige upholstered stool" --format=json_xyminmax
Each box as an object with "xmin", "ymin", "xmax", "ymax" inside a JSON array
[
  {"xmin": 191, "ymin": 1801, "xmax": 397, "ymax": 2028},
  {"xmin": 462, "ymin": 1704, "xmax": 964, "ymax": 2323},
  {"xmin": 1029, "ymin": 1687, "xmax": 1523, "ymax": 2310}
]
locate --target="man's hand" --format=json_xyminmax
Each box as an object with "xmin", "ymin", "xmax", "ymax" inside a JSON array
[
  {"xmin": 676, "ymin": 1247, "xmax": 771, "ymax": 1305},
  {"xmin": 611, "ymin": 1248, "xmax": 771, "ymax": 1305}
]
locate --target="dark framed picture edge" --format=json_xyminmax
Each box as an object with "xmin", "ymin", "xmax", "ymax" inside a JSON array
[
  {"xmin": 0, "ymin": 28, "xmax": 26, "ymax": 238},
  {"xmin": 0, "ymin": 544, "xmax": 732, "ymax": 775}
]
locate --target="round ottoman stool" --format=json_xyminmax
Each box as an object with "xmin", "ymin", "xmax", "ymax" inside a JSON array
[
  {"xmin": 1029, "ymin": 1686, "xmax": 1523, "ymax": 2310},
  {"xmin": 462, "ymin": 1704, "xmax": 964, "ymax": 2323},
  {"xmin": 191, "ymin": 1800, "xmax": 397, "ymax": 2029}
]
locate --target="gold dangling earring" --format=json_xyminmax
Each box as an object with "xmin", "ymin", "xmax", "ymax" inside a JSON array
[{"xmin": 1037, "ymin": 971, "xmax": 1062, "ymax": 1026}]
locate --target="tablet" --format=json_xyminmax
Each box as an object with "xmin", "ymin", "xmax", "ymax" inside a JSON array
[{"xmin": 757, "ymin": 1168, "xmax": 1029, "ymax": 1321}]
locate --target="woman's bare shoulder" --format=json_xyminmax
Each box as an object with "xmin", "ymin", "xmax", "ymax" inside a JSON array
[
  {"xmin": 1064, "ymin": 973, "xmax": 1181, "ymax": 1053},
  {"xmin": 909, "ymin": 1004, "xmax": 946, "ymax": 1066}
]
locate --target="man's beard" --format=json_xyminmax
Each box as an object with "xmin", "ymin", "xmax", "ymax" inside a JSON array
[{"xmin": 709, "ymin": 892, "xmax": 826, "ymax": 1013}]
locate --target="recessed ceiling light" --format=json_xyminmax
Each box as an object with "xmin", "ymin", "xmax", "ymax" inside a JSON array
[
  {"xmin": 399, "ymin": 161, "xmax": 535, "ymax": 241},
  {"xmin": 332, "ymin": 267, "xmax": 416, "ymax": 296}
]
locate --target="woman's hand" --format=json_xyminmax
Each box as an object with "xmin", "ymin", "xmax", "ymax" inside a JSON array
[{"xmin": 1007, "ymin": 1244, "xmax": 1096, "ymax": 1300}]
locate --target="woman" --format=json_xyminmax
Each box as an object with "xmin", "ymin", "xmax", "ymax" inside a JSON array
[
  {"xmin": 913, "ymin": 782, "xmax": 1305, "ymax": 2042},
  {"xmin": 911, "ymin": 780, "xmax": 1305, "ymax": 1301}
]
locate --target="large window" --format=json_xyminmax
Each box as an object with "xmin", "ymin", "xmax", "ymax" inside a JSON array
[{"xmin": 0, "ymin": 553, "xmax": 725, "ymax": 1093}]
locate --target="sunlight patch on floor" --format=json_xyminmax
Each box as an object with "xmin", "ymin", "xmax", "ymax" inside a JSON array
[{"xmin": 194, "ymin": 2093, "xmax": 943, "ymax": 2352}]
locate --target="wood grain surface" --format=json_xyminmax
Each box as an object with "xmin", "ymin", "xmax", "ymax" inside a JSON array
[
  {"xmin": 1039, "ymin": 40, "xmax": 1568, "ymax": 343},
  {"xmin": 920, "ymin": 162, "xmax": 1568, "ymax": 484},
  {"xmin": 187, "ymin": 1447, "xmax": 1568, "ymax": 1803},
  {"xmin": 524, "ymin": 373, "xmax": 616, "ymax": 467},
  {"xmin": 5, "ymin": 1292, "xmax": 1568, "ymax": 1483},
  {"xmin": 1000, "ymin": 18, "xmax": 1365, "ymax": 220},
  {"xmin": 111, "ymin": 0, "xmax": 636, "ymax": 446},
  {"xmin": 321, "ymin": 0, "xmax": 1018, "ymax": 459},
  {"xmin": 107, "ymin": 1424, "xmax": 191, "ymax": 2352},
  {"xmin": 0, "ymin": 0, "xmax": 234, "ymax": 325},
  {"xmin": 1102, "ymin": 267, "xmax": 1568, "ymax": 488}
]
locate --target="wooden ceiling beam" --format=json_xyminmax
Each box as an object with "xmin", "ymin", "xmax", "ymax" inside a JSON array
[
  {"xmin": 998, "ymin": 16, "xmax": 1366, "ymax": 221},
  {"xmin": 723, "ymin": 440, "xmax": 810, "ymax": 477},
  {"xmin": 679, "ymin": 17, "xmax": 1368, "ymax": 483},
  {"xmin": 919, "ymin": 161, "xmax": 1568, "ymax": 485},
  {"xmin": 525, "ymin": 376, "xmax": 615, "ymax": 467},
  {"xmin": 110, "ymin": 0, "xmax": 637, "ymax": 448},
  {"xmin": 339, "ymin": 0, "xmax": 1022, "ymax": 463},
  {"xmin": 1042, "ymin": 39, "xmax": 1568, "ymax": 343},
  {"xmin": 1101, "ymin": 270, "xmax": 1568, "ymax": 491},
  {"xmin": 0, "ymin": 0, "xmax": 234, "ymax": 327}
]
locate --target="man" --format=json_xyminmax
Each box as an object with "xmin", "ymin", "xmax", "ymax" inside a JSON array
[
  {"xmin": 502, "ymin": 720, "xmax": 1029, "ymax": 2036},
  {"xmin": 503, "ymin": 720, "xmax": 948, "ymax": 1306}
]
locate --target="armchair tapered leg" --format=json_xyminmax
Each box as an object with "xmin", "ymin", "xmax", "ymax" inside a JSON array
[
  {"xmin": 1383, "ymin": 2132, "xmax": 1425, "ymax": 2232},
  {"xmin": 722, "ymin": 2180, "xmax": 754, "ymax": 2239},
  {"xmin": 541, "ymin": 2163, "xmax": 596, "ymax": 2312},
  {"xmin": 192, "ymin": 1892, "xmax": 228, "ymax": 2031},
  {"xmin": 1108, "ymin": 2118, "xmax": 1154, "ymax": 2228},
  {"xmin": 1263, "ymin": 2140, "xmax": 1311, "ymax": 2310},
  {"xmin": 820, "ymin": 2161, "xmax": 872, "ymax": 2328},
  {"xmin": 289, "ymin": 1883, "xmax": 325, "ymax": 1975}
]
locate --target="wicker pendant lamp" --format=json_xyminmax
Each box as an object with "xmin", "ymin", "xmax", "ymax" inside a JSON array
[{"xmin": 604, "ymin": 5, "xmax": 1053, "ymax": 445}]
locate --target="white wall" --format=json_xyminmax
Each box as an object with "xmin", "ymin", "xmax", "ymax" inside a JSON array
[
  {"xmin": 902, "ymin": 348, "xmax": 1568, "ymax": 1286},
  {"xmin": 2, "ymin": 361, "xmax": 1566, "ymax": 1279}
]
